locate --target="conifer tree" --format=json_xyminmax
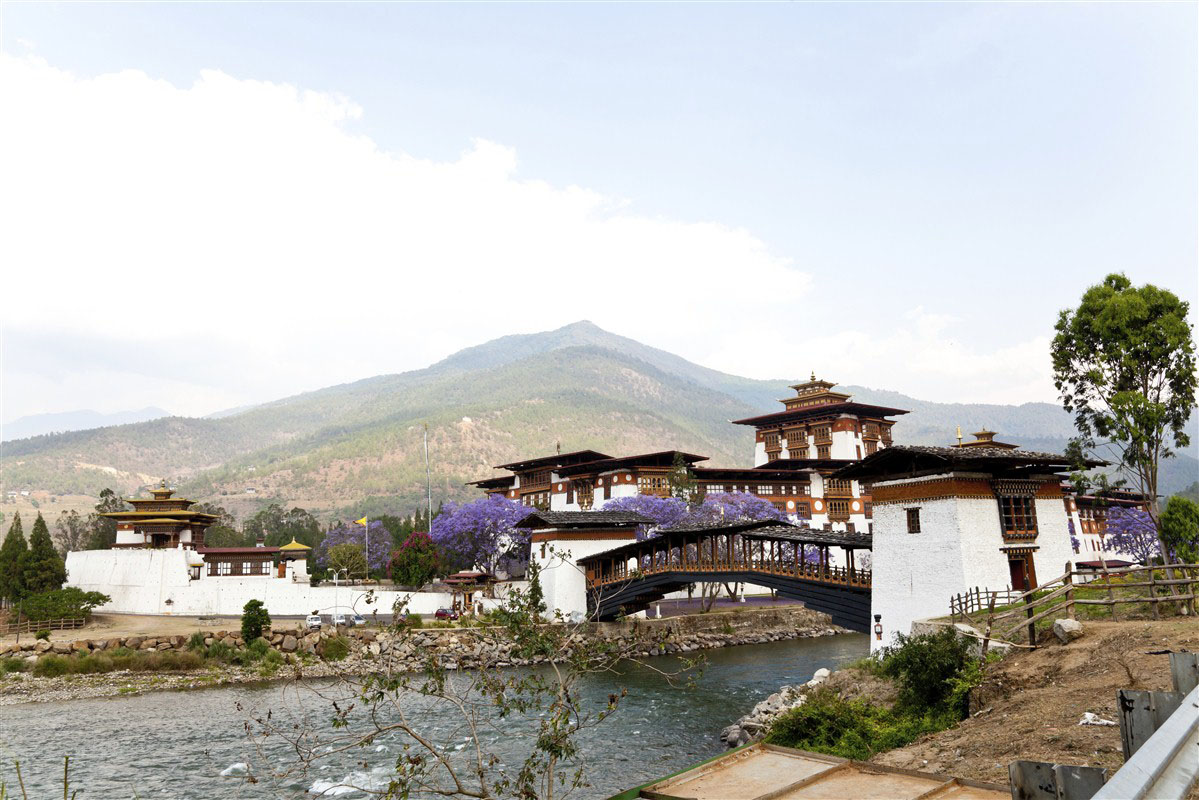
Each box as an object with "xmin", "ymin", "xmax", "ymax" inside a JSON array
[
  {"xmin": 23, "ymin": 513, "xmax": 67, "ymax": 595},
  {"xmin": 0, "ymin": 513, "xmax": 28, "ymax": 604}
]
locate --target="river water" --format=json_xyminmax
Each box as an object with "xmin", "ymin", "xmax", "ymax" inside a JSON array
[{"xmin": 0, "ymin": 634, "xmax": 866, "ymax": 799}]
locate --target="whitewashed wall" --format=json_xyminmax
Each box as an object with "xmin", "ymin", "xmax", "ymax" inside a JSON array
[
  {"xmin": 531, "ymin": 537, "xmax": 630, "ymax": 618},
  {"xmin": 66, "ymin": 550, "xmax": 457, "ymax": 617}
]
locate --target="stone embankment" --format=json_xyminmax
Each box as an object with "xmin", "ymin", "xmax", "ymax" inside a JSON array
[
  {"xmin": 0, "ymin": 605, "xmax": 845, "ymax": 705},
  {"xmin": 719, "ymin": 666, "xmax": 832, "ymax": 748}
]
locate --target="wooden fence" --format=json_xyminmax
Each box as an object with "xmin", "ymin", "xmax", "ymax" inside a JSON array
[
  {"xmin": 949, "ymin": 562, "xmax": 1199, "ymax": 648},
  {"xmin": 0, "ymin": 616, "xmax": 89, "ymax": 636}
]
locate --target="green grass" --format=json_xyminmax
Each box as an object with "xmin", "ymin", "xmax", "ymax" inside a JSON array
[{"xmin": 320, "ymin": 637, "xmax": 349, "ymax": 662}]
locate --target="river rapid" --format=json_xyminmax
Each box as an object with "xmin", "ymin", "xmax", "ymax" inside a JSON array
[{"xmin": 0, "ymin": 634, "xmax": 867, "ymax": 799}]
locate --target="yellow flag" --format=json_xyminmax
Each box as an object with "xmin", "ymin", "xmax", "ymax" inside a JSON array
[{"xmin": 355, "ymin": 517, "xmax": 368, "ymax": 526}]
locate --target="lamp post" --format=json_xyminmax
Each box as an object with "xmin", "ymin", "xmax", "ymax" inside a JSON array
[{"xmin": 332, "ymin": 568, "xmax": 348, "ymax": 626}]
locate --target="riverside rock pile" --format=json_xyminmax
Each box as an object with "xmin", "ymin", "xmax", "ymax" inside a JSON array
[
  {"xmin": 1, "ymin": 607, "xmax": 846, "ymax": 704},
  {"xmin": 719, "ymin": 667, "xmax": 831, "ymax": 748}
]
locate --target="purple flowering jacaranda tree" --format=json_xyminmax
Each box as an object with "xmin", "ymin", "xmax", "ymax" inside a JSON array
[
  {"xmin": 430, "ymin": 495, "xmax": 534, "ymax": 574},
  {"xmin": 317, "ymin": 520, "xmax": 391, "ymax": 575},
  {"xmin": 602, "ymin": 494, "xmax": 690, "ymax": 539},
  {"xmin": 1104, "ymin": 507, "xmax": 1159, "ymax": 564}
]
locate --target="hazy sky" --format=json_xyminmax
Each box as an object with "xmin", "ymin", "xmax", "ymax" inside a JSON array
[{"xmin": 1, "ymin": 2, "xmax": 1195, "ymax": 423}]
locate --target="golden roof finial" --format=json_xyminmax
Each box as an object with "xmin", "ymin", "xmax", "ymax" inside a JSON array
[
  {"xmin": 955, "ymin": 425, "xmax": 963, "ymax": 446},
  {"xmin": 810, "ymin": 370, "xmax": 816, "ymax": 382}
]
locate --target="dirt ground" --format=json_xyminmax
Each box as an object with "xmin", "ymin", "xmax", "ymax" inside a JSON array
[
  {"xmin": 871, "ymin": 619, "xmax": 1199, "ymax": 789},
  {"xmin": 2, "ymin": 613, "xmax": 241, "ymax": 645}
]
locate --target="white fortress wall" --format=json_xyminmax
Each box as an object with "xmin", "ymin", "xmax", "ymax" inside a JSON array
[
  {"xmin": 869, "ymin": 475, "xmax": 970, "ymax": 652},
  {"xmin": 66, "ymin": 550, "xmax": 457, "ymax": 617}
]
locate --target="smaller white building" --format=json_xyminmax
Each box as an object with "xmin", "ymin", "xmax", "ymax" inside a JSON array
[
  {"xmin": 836, "ymin": 438, "xmax": 1094, "ymax": 651},
  {"xmin": 514, "ymin": 510, "xmax": 647, "ymax": 619}
]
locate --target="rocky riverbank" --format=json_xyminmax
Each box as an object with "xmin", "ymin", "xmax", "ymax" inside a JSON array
[{"xmin": 1, "ymin": 606, "xmax": 847, "ymax": 706}]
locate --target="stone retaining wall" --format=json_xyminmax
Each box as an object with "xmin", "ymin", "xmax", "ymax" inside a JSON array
[{"xmin": 0, "ymin": 606, "xmax": 844, "ymax": 672}]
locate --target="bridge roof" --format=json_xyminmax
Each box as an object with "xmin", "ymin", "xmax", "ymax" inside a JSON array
[
  {"xmin": 577, "ymin": 519, "xmax": 871, "ymax": 564},
  {"xmin": 514, "ymin": 510, "xmax": 654, "ymax": 529},
  {"xmin": 741, "ymin": 524, "xmax": 873, "ymax": 550}
]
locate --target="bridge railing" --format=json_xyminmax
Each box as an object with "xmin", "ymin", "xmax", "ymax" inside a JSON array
[{"xmin": 588, "ymin": 555, "xmax": 870, "ymax": 590}]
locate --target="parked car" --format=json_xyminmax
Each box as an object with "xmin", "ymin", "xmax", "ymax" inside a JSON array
[
  {"xmin": 305, "ymin": 614, "xmax": 322, "ymax": 631},
  {"xmin": 351, "ymin": 614, "xmax": 366, "ymax": 627},
  {"xmin": 434, "ymin": 608, "xmax": 459, "ymax": 621},
  {"xmin": 331, "ymin": 613, "xmax": 347, "ymax": 626}
]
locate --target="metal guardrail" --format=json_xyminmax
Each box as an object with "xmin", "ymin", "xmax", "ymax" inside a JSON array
[{"xmin": 1093, "ymin": 680, "xmax": 1199, "ymax": 799}]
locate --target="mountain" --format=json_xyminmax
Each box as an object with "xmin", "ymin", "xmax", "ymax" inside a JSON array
[
  {"xmin": 2, "ymin": 322, "xmax": 1195, "ymax": 520},
  {"xmin": 1, "ymin": 407, "xmax": 171, "ymax": 441}
]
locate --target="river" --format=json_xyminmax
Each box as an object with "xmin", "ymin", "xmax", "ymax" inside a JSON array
[{"xmin": 0, "ymin": 634, "xmax": 867, "ymax": 799}]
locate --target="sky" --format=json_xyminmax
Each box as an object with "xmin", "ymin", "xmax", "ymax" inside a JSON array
[{"xmin": 1, "ymin": 2, "xmax": 1196, "ymax": 423}]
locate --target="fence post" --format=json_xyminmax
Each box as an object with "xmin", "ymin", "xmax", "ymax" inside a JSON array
[
  {"xmin": 1147, "ymin": 567, "xmax": 1160, "ymax": 620},
  {"xmin": 1025, "ymin": 592, "xmax": 1037, "ymax": 647},
  {"xmin": 980, "ymin": 591, "xmax": 998, "ymax": 658},
  {"xmin": 1064, "ymin": 562, "xmax": 1076, "ymax": 621},
  {"xmin": 1100, "ymin": 558, "xmax": 1118, "ymax": 621}
]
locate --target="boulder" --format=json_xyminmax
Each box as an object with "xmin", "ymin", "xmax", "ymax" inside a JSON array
[
  {"xmin": 34, "ymin": 640, "xmax": 52, "ymax": 653},
  {"xmin": 1053, "ymin": 619, "xmax": 1083, "ymax": 644},
  {"xmin": 71, "ymin": 640, "xmax": 91, "ymax": 653},
  {"xmin": 281, "ymin": 635, "xmax": 298, "ymax": 653},
  {"xmin": 812, "ymin": 668, "xmax": 831, "ymax": 681},
  {"xmin": 51, "ymin": 641, "xmax": 72, "ymax": 654},
  {"xmin": 107, "ymin": 639, "xmax": 122, "ymax": 651},
  {"xmin": 139, "ymin": 639, "xmax": 157, "ymax": 650},
  {"xmin": 125, "ymin": 636, "xmax": 143, "ymax": 650}
]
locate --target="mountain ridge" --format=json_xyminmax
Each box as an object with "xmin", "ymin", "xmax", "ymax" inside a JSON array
[{"xmin": 2, "ymin": 322, "xmax": 1194, "ymax": 519}]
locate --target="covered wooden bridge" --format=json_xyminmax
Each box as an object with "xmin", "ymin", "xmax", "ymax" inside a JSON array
[{"xmin": 576, "ymin": 520, "xmax": 872, "ymax": 631}]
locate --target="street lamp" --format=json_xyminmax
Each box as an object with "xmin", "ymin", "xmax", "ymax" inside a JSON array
[{"xmin": 332, "ymin": 568, "xmax": 349, "ymax": 626}]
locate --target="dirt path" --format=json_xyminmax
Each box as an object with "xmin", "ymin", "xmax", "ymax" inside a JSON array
[
  {"xmin": 2, "ymin": 613, "xmax": 240, "ymax": 645},
  {"xmin": 871, "ymin": 619, "xmax": 1199, "ymax": 787}
]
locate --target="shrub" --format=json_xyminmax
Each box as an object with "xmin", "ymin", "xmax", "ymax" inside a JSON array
[
  {"xmin": 187, "ymin": 632, "xmax": 207, "ymax": 651},
  {"xmin": 765, "ymin": 688, "xmax": 955, "ymax": 759},
  {"xmin": 206, "ymin": 641, "xmax": 235, "ymax": 663},
  {"xmin": 879, "ymin": 629, "xmax": 973, "ymax": 713},
  {"xmin": 33, "ymin": 655, "xmax": 71, "ymax": 677},
  {"xmin": 241, "ymin": 599, "xmax": 271, "ymax": 643},
  {"xmin": 404, "ymin": 614, "xmax": 424, "ymax": 629},
  {"xmin": 71, "ymin": 654, "xmax": 115, "ymax": 674},
  {"xmin": 1, "ymin": 658, "xmax": 30, "ymax": 674},
  {"xmin": 34, "ymin": 630, "xmax": 50, "ymax": 641},
  {"xmin": 21, "ymin": 588, "xmax": 111, "ymax": 622},
  {"xmin": 321, "ymin": 636, "xmax": 349, "ymax": 662}
]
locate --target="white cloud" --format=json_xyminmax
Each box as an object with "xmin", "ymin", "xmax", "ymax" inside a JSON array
[
  {"xmin": 0, "ymin": 54, "xmax": 1058, "ymax": 421},
  {"xmin": 0, "ymin": 54, "xmax": 810, "ymax": 419},
  {"xmin": 704, "ymin": 307, "xmax": 1056, "ymax": 405}
]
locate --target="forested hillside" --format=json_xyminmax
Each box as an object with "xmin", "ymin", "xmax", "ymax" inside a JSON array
[{"xmin": 3, "ymin": 321, "xmax": 1195, "ymax": 521}]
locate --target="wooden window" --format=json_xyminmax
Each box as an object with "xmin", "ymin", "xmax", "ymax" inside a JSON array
[
  {"xmin": 576, "ymin": 482, "xmax": 594, "ymax": 510},
  {"xmin": 813, "ymin": 426, "xmax": 832, "ymax": 442},
  {"xmin": 218, "ymin": 561, "xmax": 232, "ymax": 576},
  {"xmin": 817, "ymin": 445, "xmax": 830, "ymax": 460},
  {"xmin": 906, "ymin": 508, "xmax": 921, "ymax": 534},
  {"xmin": 637, "ymin": 475, "xmax": 669, "ymax": 493},
  {"xmin": 865, "ymin": 440, "xmax": 878, "ymax": 456},
  {"xmin": 795, "ymin": 502, "xmax": 810, "ymax": 517},
  {"xmin": 756, "ymin": 485, "xmax": 773, "ymax": 496},
  {"xmin": 864, "ymin": 501, "xmax": 873, "ymax": 517},
  {"xmin": 764, "ymin": 432, "xmax": 780, "ymax": 449},
  {"xmin": 998, "ymin": 495, "xmax": 1038, "ymax": 538}
]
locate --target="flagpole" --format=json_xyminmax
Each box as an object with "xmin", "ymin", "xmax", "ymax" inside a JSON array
[{"xmin": 424, "ymin": 423, "xmax": 432, "ymax": 527}]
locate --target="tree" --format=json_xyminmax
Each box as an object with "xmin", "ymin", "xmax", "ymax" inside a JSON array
[
  {"xmin": 1052, "ymin": 273, "xmax": 1196, "ymax": 581},
  {"xmin": 243, "ymin": 556, "xmax": 697, "ymax": 798},
  {"xmin": 327, "ymin": 543, "xmax": 368, "ymax": 579},
  {"xmin": 0, "ymin": 513, "xmax": 28, "ymax": 604},
  {"xmin": 84, "ymin": 488, "xmax": 126, "ymax": 550},
  {"xmin": 318, "ymin": 521, "xmax": 390, "ymax": 576},
  {"xmin": 52, "ymin": 510, "xmax": 89, "ymax": 556},
  {"xmin": 1160, "ymin": 496, "xmax": 1199, "ymax": 563},
  {"xmin": 388, "ymin": 531, "xmax": 443, "ymax": 588},
  {"xmin": 667, "ymin": 452, "xmax": 699, "ymax": 502},
  {"xmin": 245, "ymin": 504, "xmax": 322, "ymax": 548},
  {"xmin": 241, "ymin": 598, "xmax": 271, "ymax": 642},
  {"xmin": 602, "ymin": 494, "xmax": 689, "ymax": 539},
  {"xmin": 430, "ymin": 495, "xmax": 534, "ymax": 574},
  {"xmin": 24, "ymin": 513, "xmax": 67, "ymax": 595},
  {"xmin": 1104, "ymin": 507, "xmax": 1159, "ymax": 564},
  {"xmin": 193, "ymin": 502, "xmax": 245, "ymax": 547},
  {"xmin": 688, "ymin": 492, "xmax": 788, "ymax": 526}
]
